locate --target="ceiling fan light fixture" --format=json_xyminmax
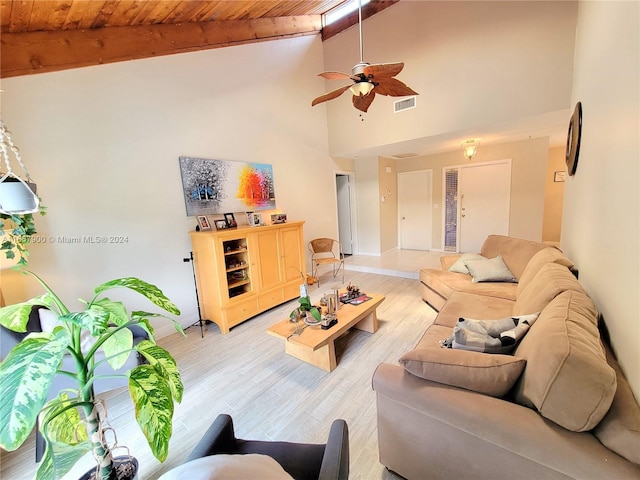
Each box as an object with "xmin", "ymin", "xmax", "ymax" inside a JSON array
[{"xmin": 350, "ymin": 82, "xmax": 374, "ymax": 96}]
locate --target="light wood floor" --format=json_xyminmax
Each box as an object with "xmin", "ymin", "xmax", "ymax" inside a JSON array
[{"xmin": 0, "ymin": 251, "xmax": 441, "ymax": 480}]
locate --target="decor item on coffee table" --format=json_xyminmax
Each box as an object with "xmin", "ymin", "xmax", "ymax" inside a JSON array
[
  {"xmin": 268, "ymin": 293, "xmax": 384, "ymax": 372},
  {"xmin": 173, "ymin": 414, "xmax": 349, "ymax": 480}
]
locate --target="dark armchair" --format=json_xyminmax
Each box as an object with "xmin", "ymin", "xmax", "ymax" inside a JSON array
[{"xmin": 186, "ymin": 414, "xmax": 349, "ymax": 480}]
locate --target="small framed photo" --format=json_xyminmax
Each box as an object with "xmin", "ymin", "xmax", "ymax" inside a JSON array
[
  {"xmin": 197, "ymin": 215, "xmax": 212, "ymax": 231},
  {"xmin": 224, "ymin": 212, "xmax": 237, "ymax": 228},
  {"xmin": 554, "ymin": 171, "xmax": 566, "ymax": 182},
  {"xmin": 271, "ymin": 213, "xmax": 287, "ymax": 224},
  {"xmin": 246, "ymin": 212, "xmax": 262, "ymax": 227},
  {"xmin": 214, "ymin": 219, "xmax": 227, "ymax": 230}
]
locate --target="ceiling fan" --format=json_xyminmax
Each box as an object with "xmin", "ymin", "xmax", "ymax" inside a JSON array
[{"xmin": 312, "ymin": 0, "xmax": 418, "ymax": 113}]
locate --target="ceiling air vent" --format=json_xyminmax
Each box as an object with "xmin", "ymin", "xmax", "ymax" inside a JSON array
[{"xmin": 394, "ymin": 96, "xmax": 416, "ymax": 113}]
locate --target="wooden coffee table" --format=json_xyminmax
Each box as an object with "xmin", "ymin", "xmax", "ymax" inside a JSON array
[{"xmin": 267, "ymin": 293, "xmax": 385, "ymax": 372}]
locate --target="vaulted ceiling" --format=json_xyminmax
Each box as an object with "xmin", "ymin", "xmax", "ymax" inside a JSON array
[{"xmin": 0, "ymin": 0, "xmax": 397, "ymax": 78}]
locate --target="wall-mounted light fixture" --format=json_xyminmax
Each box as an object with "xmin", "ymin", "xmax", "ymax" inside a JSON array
[{"xmin": 461, "ymin": 139, "xmax": 480, "ymax": 160}]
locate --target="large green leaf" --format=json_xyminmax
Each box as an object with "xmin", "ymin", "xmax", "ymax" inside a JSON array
[
  {"xmin": 36, "ymin": 394, "xmax": 92, "ymax": 480},
  {"xmin": 95, "ymin": 278, "xmax": 181, "ymax": 316},
  {"xmin": 133, "ymin": 311, "xmax": 184, "ymax": 337},
  {"xmin": 90, "ymin": 298, "xmax": 128, "ymax": 327},
  {"xmin": 0, "ymin": 294, "xmax": 55, "ymax": 332},
  {"xmin": 100, "ymin": 327, "xmax": 133, "ymax": 370},
  {"xmin": 128, "ymin": 365, "xmax": 174, "ymax": 462},
  {"xmin": 0, "ymin": 329, "xmax": 70, "ymax": 450},
  {"xmin": 35, "ymin": 437, "xmax": 92, "ymax": 480},
  {"xmin": 61, "ymin": 309, "xmax": 110, "ymax": 337},
  {"xmin": 40, "ymin": 394, "xmax": 88, "ymax": 446},
  {"xmin": 136, "ymin": 340, "xmax": 183, "ymax": 402}
]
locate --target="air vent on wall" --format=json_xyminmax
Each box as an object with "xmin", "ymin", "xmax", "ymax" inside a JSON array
[{"xmin": 394, "ymin": 96, "xmax": 417, "ymax": 113}]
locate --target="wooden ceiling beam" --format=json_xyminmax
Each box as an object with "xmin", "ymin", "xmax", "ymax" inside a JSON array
[{"xmin": 1, "ymin": 14, "xmax": 321, "ymax": 78}]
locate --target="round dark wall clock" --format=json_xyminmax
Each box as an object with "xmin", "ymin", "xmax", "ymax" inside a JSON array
[{"xmin": 565, "ymin": 102, "xmax": 582, "ymax": 176}]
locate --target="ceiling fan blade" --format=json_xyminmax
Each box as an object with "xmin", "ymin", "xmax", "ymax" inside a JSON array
[
  {"xmin": 312, "ymin": 84, "xmax": 352, "ymax": 106},
  {"xmin": 364, "ymin": 62, "xmax": 405, "ymax": 78},
  {"xmin": 318, "ymin": 71, "xmax": 353, "ymax": 81},
  {"xmin": 373, "ymin": 77, "xmax": 418, "ymax": 97},
  {"xmin": 353, "ymin": 91, "xmax": 376, "ymax": 113}
]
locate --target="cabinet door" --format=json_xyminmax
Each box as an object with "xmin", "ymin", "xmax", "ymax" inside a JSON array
[
  {"xmin": 254, "ymin": 229, "xmax": 283, "ymax": 290},
  {"xmin": 281, "ymin": 225, "xmax": 304, "ymax": 281}
]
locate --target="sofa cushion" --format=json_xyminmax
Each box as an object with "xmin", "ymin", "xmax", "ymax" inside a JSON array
[
  {"xmin": 480, "ymin": 235, "xmax": 550, "ymax": 279},
  {"xmin": 517, "ymin": 247, "xmax": 574, "ymax": 296},
  {"xmin": 512, "ymin": 290, "xmax": 616, "ymax": 432},
  {"xmin": 512, "ymin": 263, "xmax": 585, "ymax": 316},
  {"xmin": 448, "ymin": 253, "xmax": 486, "ymax": 274},
  {"xmin": 593, "ymin": 343, "xmax": 640, "ymax": 464},
  {"xmin": 399, "ymin": 347, "xmax": 526, "ymax": 397},
  {"xmin": 465, "ymin": 255, "xmax": 516, "ymax": 283},
  {"xmin": 434, "ymin": 291, "xmax": 514, "ymax": 328},
  {"xmin": 420, "ymin": 269, "xmax": 518, "ymax": 311}
]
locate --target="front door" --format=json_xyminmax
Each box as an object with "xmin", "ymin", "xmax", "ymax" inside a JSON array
[{"xmin": 459, "ymin": 160, "xmax": 511, "ymax": 252}]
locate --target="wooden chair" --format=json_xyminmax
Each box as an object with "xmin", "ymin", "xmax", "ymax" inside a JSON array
[{"xmin": 308, "ymin": 238, "xmax": 345, "ymax": 287}]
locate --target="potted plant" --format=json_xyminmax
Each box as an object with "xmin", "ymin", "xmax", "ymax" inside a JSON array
[
  {"xmin": 1, "ymin": 208, "xmax": 46, "ymax": 266},
  {"xmin": 288, "ymin": 268, "xmax": 321, "ymax": 324},
  {"xmin": 0, "ymin": 269, "xmax": 184, "ymax": 480}
]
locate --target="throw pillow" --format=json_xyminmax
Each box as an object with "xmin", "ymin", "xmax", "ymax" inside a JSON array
[
  {"xmin": 441, "ymin": 313, "xmax": 539, "ymax": 354},
  {"xmin": 448, "ymin": 253, "xmax": 486, "ymax": 274},
  {"xmin": 158, "ymin": 454, "xmax": 294, "ymax": 480},
  {"xmin": 399, "ymin": 347, "xmax": 526, "ymax": 397},
  {"xmin": 464, "ymin": 255, "xmax": 517, "ymax": 283},
  {"xmin": 38, "ymin": 308, "xmax": 60, "ymax": 332}
]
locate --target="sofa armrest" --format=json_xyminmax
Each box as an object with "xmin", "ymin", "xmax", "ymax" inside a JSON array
[
  {"xmin": 372, "ymin": 363, "xmax": 639, "ymax": 479},
  {"xmin": 439, "ymin": 254, "xmax": 461, "ymax": 271}
]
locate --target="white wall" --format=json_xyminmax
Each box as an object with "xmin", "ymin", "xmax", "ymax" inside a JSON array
[
  {"xmin": 562, "ymin": 1, "xmax": 640, "ymax": 397},
  {"xmin": 0, "ymin": 36, "xmax": 338, "ymax": 337},
  {"xmin": 321, "ymin": 1, "xmax": 578, "ymax": 156}
]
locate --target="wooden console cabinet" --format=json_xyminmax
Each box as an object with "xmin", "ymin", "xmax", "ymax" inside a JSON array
[{"xmin": 189, "ymin": 221, "xmax": 305, "ymax": 334}]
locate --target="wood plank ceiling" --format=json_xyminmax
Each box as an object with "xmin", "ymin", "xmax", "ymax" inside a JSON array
[{"xmin": 0, "ymin": 0, "xmax": 397, "ymax": 78}]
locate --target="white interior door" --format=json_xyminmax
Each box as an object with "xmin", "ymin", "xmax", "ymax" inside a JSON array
[
  {"xmin": 459, "ymin": 161, "xmax": 511, "ymax": 252},
  {"xmin": 398, "ymin": 170, "xmax": 432, "ymax": 250},
  {"xmin": 336, "ymin": 174, "xmax": 354, "ymax": 255}
]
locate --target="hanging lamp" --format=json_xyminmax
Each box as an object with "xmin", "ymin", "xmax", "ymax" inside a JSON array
[{"xmin": 0, "ymin": 119, "xmax": 39, "ymax": 214}]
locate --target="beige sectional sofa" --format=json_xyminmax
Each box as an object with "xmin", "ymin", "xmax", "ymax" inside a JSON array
[{"xmin": 373, "ymin": 235, "xmax": 640, "ymax": 479}]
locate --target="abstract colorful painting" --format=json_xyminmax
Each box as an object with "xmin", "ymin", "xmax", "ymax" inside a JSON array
[{"xmin": 179, "ymin": 156, "xmax": 276, "ymax": 216}]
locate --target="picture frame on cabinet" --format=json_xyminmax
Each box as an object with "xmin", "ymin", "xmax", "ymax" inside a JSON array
[
  {"xmin": 224, "ymin": 212, "xmax": 237, "ymax": 228},
  {"xmin": 246, "ymin": 212, "xmax": 262, "ymax": 227},
  {"xmin": 271, "ymin": 213, "xmax": 287, "ymax": 224},
  {"xmin": 214, "ymin": 219, "xmax": 227, "ymax": 230},
  {"xmin": 197, "ymin": 215, "xmax": 212, "ymax": 231}
]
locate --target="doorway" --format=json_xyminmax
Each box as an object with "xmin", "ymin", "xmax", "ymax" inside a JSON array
[
  {"xmin": 335, "ymin": 173, "xmax": 356, "ymax": 255},
  {"xmin": 398, "ymin": 170, "xmax": 432, "ymax": 250}
]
